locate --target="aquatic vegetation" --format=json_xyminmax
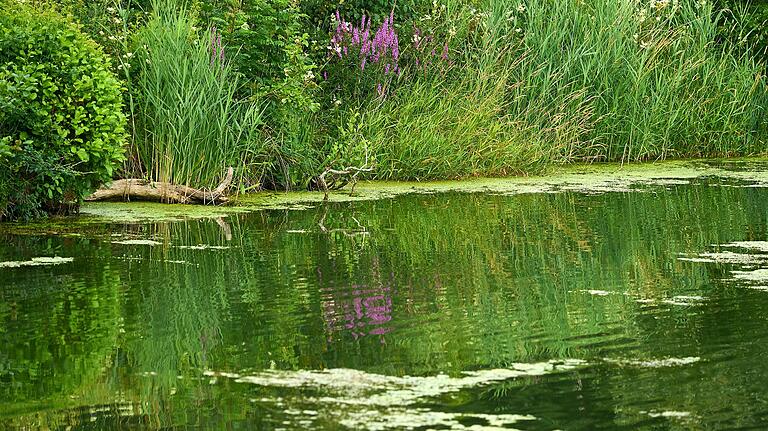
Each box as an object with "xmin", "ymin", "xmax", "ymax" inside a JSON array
[
  {"xmin": 205, "ymin": 361, "xmax": 584, "ymax": 429},
  {"xmin": 678, "ymin": 251, "xmax": 768, "ymax": 264},
  {"xmin": 0, "ymin": 256, "xmax": 74, "ymax": 268},
  {"xmin": 111, "ymin": 239, "xmax": 163, "ymax": 246},
  {"xmin": 604, "ymin": 357, "xmax": 701, "ymax": 368},
  {"xmin": 5, "ymin": 169, "xmax": 768, "ymax": 428},
  {"xmin": 173, "ymin": 245, "xmax": 231, "ymax": 250},
  {"xmin": 721, "ymin": 241, "xmax": 768, "ymax": 252},
  {"xmin": 731, "ymin": 269, "xmax": 768, "ymax": 282}
]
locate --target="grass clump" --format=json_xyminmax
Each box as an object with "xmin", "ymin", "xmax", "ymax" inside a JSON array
[
  {"xmin": 354, "ymin": 0, "xmax": 767, "ymax": 180},
  {"xmin": 518, "ymin": 0, "xmax": 766, "ymax": 161},
  {"xmin": 127, "ymin": 0, "xmax": 266, "ymax": 190}
]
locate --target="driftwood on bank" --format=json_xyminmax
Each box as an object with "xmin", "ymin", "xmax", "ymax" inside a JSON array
[
  {"xmin": 311, "ymin": 149, "xmax": 375, "ymax": 199},
  {"xmin": 86, "ymin": 167, "xmax": 234, "ymax": 204},
  {"xmin": 315, "ymin": 165, "xmax": 374, "ymax": 199}
]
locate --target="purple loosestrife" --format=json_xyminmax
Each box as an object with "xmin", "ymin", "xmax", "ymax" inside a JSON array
[
  {"xmin": 327, "ymin": 9, "xmax": 452, "ymax": 97},
  {"xmin": 210, "ymin": 25, "xmax": 217, "ymax": 66},
  {"xmin": 328, "ymin": 9, "xmax": 401, "ymax": 96},
  {"xmin": 210, "ymin": 26, "xmax": 225, "ymax": 68},
  {"xmin": 411, "ymin": 25, "xmax": 451, "ymax": 73}
]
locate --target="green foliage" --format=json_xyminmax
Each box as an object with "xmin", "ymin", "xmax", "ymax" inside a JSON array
[
  {"xmin": 128, "ymin": 0, "xmax": 266, "ymax": 190},
  {"xmin": 0, "ymin": 2, "xmax": 126, "ymax": 220},
  {"xmin": 196, "ymin": 0, "xmax": 318, "ymax": 110},
  {"xmin": 716, "ymin": 0, "xmax": 768, "ymax": 62},
  {"xmin": 4, "ymin": 0, "xmax": 767, "ymax": 197},
  {"xmin": 51, "ymin": 0, "xmax": 151, "ymax": 63}
]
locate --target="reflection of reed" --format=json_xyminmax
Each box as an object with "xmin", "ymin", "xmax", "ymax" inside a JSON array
[
  {"xmin": 124, "ymin": 218, "xmax": 239, "ymax": 397},
  {"xmin": 0, "ymin": 234, "xmax": 122, "ymax": 417}
]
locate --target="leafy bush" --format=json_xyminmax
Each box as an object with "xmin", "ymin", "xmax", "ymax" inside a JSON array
[
  {"xmin": 196, "ymin": 0, "xmax": 317, "ymax": 109},
  {"xmin": 0, "ymin": 2, "xmax": 126, "ymax": 220}
]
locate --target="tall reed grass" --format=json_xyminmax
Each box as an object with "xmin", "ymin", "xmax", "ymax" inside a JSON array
[
  {"xmin": 518, "ymin": 0, "xmax": 766, "ymax": 161},
  {"xmin": 130, "ymin": 0, "xmax": 265, "ymax": 190},
  {"xmin": 361, "ymin": 0, "xmax": 767, "ymax": 180}
]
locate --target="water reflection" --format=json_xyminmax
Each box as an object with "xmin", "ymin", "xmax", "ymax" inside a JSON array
[
  {"xmin": 321, "ymin": 279, "xmax": 394, "ymax": 341},
  {"xmin": 1, "ymin": 176, "xmax": 768, "ymax": 428}
]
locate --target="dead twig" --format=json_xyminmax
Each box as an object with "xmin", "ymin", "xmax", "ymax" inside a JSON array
[{"xmin": 315, "ymin": 148, "xmax": 374, "ymax": 200}]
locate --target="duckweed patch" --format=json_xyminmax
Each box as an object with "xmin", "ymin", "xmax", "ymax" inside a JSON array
[
  {"xmin": 4, "ymin": 159, "xmax": 768, "ymax": 237},
  {"xmin": 0, "ymin": 256, "xmax": 74, "ymax": 268}
]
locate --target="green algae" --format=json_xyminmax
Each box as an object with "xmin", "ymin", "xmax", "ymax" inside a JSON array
[
  {"xmin": 79, "ymin": 201, "xmax": 251, "ymax": 222},
  {"xmin": 112, "ymin": 239, "xmax": 164, "ymax": 246},
  {"xmin": 0, "ymin": 256, "xmax": 74, "ymax": 268},
  {"xmin": 603, "ymin": 357, "xmax": 701, "ymax": 368},
  {"xmin": 235, "ymin": 158, "xmax": 768, "ymax": 209},
  {"xmin": 3, "ymin": 158, "xmax": 768, "ymax": 235},
  {"xmin": 204, "ymin": 360, "xmax": 585, "ymax": 431}
]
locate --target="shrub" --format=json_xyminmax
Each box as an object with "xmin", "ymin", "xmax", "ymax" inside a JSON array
[
  {"xmin": 196, "ymin": 0, "xmax": 317, "ymax": 110},
  {"xmin": 0, "ymin": 2, "xmax": 127, "ymax": 220}
]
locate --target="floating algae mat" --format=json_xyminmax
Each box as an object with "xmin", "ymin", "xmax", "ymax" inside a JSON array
[{"xmin": 3, "ymin": 159, "xmax": 768, "ymax": 429}]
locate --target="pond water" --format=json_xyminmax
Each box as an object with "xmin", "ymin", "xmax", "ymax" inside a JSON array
[{"xmin": 2, "ymin": 161, "xmax": 768, "ymax": 430}]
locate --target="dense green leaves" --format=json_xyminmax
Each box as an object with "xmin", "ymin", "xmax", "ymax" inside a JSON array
[{"xmin": 0, "ymin": 2, "xmax": 126, "ymax": 220}]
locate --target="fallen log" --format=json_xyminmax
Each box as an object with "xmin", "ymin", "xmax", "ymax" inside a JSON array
[{"xmin": 86, "ymin": 167, "xmax": 234, "ymax": 204}]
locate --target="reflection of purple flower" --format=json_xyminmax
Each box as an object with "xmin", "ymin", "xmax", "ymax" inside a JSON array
[{"xmin": 322, "ymin": 282, "xmax": 394, "ymax": 341}]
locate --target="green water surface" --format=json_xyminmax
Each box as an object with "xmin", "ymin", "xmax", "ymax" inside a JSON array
[{"xmin": 2, "ymin": 162, "xmax": 768, "ymax": 430}]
